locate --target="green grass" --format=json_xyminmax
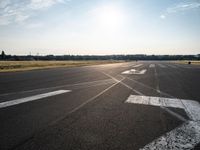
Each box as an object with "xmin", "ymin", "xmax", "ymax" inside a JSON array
[{"xmin": 0, "ymin": 60, "xmax": 123, "ymax": 72}]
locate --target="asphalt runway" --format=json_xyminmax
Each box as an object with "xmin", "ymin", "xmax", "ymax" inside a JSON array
[{"xmin": 0, "ymin": 61, "xmax": 200, "ymax": 150}]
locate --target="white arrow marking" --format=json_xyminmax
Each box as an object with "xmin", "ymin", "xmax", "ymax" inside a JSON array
[
  {"xmin": 0, "ymin": 90, "xmax": 71, "ymax": 108},
  {"xmin": 122, "ymin": 69, "xmax": 147, "ymax": 75},
  {"xmin": 125, "ymin": 95, "xmax": 200, "ymax": 149},
  {"xmin": 149, "ymin": 64, "xmax": 155, "ymax": 68}
]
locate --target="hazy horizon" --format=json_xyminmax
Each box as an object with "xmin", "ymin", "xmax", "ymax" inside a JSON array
[
  {"xmin": 0, "ymin": 0, "xmax": 200, "ymax": 55},
  {"xmin": 2, "ymin": 52, "xmax": 200, "ymax": 56}
]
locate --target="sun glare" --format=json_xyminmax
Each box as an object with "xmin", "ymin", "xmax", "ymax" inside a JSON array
[{"xmin": 94, "ymin": 5, "xmax": 124, "ymax": 30}]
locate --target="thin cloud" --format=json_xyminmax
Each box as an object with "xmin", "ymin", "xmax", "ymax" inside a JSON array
[
  {"xmin": 0, "ymin": 0, "xmax": 67, "ymax": 25},
  {"xmin": 161, "ymin": 1, "xmax": 200, "ymax": 19},
  {"xmin": 167, "ymin": 2, "xmax": 200, "ymax": 13},
  {"xmin": 29, "ymin": 0, "xmax": 65, "ymax": 10},
  {"xmin": 0, "ymin": 0, "xmax": 11, "ymax": 9}
]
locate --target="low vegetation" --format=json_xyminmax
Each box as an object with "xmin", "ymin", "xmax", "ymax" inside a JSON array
[
  {"xmin": 174, "ymin": 60, "xmax": 200, "ymax": 65},
  {"xmin": 0, "ymin": 60, "xmax": 122, "ymax": 72}
]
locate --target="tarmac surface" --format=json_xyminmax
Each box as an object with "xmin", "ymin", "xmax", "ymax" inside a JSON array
[{"xmin": 0, "ymin": 61, "xmax": 200, "ymax": 150}]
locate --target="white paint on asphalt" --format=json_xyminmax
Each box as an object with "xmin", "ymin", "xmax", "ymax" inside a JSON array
[
  {"xmin": 121, "ymin": 65, "xmax": 132, "ymax": 68},
  {"xmin": 133, "ymin": 64, "xmax": 143, "ymax": 68},
  {"xmin": 126, "ymin": 95, "xmax": 200, "ymax": 121},
  {"xmin": 104, "ymin": 70, "xmax": 200, "ymax": 149},
  {"xmin": 158, "ymin": 64, "xmax": 166, "ymax": 68},
  {"xmin": 0, "ymin": 79, "xmax": 113, "ymax": 97},
  {"xmin": 122, "ymin": 69, "xmax": 147, "ymax": 75},
  {"xmin": 181, "ymin": 100, "xmax": 200, "ymax": 121},
  {"xmin": 125, "ymin": 77, "xmax": 172, "ymax": 98},
  {"xmin": 102, "ymin": 71, "xmax": 143, "ymax": 95},
  {"xmin": 126, "ymin": 95, "xmax": 184, "ymax": 109},
  {"xmin": 141, "ymin": 121, "xmax": 200, "ymax": 150},
  {"xmin": 154, "ymin": 66, "xmax": 161, "ymax": 94},
  {"xmin": 0, "ymin": 90, "xmax": 71, "ymax": 108},
  {"xmin": 149, "ymin": 64, "xmax": 155, "ymax": 68},
  {"xmin": 121, "ymin": 64, "xmax": 143, "ymax": 68},
  {"xmin": 125, "ymin": 95, "xmax": 200, "ymax": 149},
  {"xmin": 167, "ymin": 64, "xmax": 177, "ymax": 68},
  {"xmin": 50, "ymin": 77, "xmax": 126, "ymax": 125}
]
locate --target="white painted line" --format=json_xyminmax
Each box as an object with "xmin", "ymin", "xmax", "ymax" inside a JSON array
[
  {"xmin": 149, "ymin": 64, "xmax": 155, "ymax": 68},
  {"xmin": 133, "ymin": 64, "xmax": 143, "ymax": 68},
  {"xmin": 125, "ymin": 95, "xmax": 200, "ymax": 149},
  {"xmin": 139, "ymin": 69, "xmax": 147, "ymax": 74},
  {"xmin": 101, "ymin": 71, "xmax": 143, "ymax": 95},
  {"xmin": 0, "ymin": 79, "xmax": 113, "ymax": 97},
  {"xmin": 154, "ymin": 66, "xmax": 161, "ymax": 94},
  {"xmin": 125, "ymin": 76, "xmax": 172, "ymax": 98},
  {"xmin": 122, "ymin": 69, "xmax": 147, "ymax": 75},
  {"xmin": 126, "ymin": 95, "xmax": 200, "ymax": 120},
  {"xmin": 121, "ymin": 65, "xmax": 131, "ymax": 68},
  {"xmin": 141, "ymin": 121, "xmax": 200, "ymax": 150},
  {"xmin": 125, "ymin": 95, "xmax": 184, "ymax": 109},
  {"xmin": 181, "ymin": 100, "xmax": 200, "ymax": 121},
  {"xmin": 50, "ymin": 77, "xmax": 125, "ymax": 125},
  {"xmin": 167, "ymin": 64, "xmax": 177, "ymax": 68},
  {"xmin": 158, "ymin": 64, "xmax": 166, "ymax": 68},
  {"xmin": 121, "ymin": 70, "xmax": 131, "ymax": 74},
  {"xmin": 0, "ymin": 90, "xmax": 71, "ymax": 108}
]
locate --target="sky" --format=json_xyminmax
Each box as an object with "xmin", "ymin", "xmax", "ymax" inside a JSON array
[{"xmin": 0, "ymin": 0, "xmax": 200, "ymax": 55}]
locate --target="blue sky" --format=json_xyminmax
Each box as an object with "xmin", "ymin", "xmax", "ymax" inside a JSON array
[{"xmin": 0, "ymin": 0, "xmax": 200, "ymax": 55}]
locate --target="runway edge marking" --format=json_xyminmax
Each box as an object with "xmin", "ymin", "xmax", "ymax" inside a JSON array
[
  {"xmin": 125, "ymin": 95, "xmax": 200, "ymax": 150},
  {"xmin": 0, "ymin": 90, "xmax": 71, "ymax": 108}
]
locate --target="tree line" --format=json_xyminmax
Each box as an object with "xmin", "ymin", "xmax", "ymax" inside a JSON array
[{"xmin": 1, "ymin": 51, "xmax": 200, "ymax": 61}]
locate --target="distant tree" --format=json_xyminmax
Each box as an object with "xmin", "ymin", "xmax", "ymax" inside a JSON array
[{"xmin": 1, "ymin": 51, "xmax": 5, "ymax": 60}]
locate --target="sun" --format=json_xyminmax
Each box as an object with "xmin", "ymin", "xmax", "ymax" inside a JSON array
[{"xmin": 94, "ymin": 5, "xmax": 124, "ymax": 30}]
